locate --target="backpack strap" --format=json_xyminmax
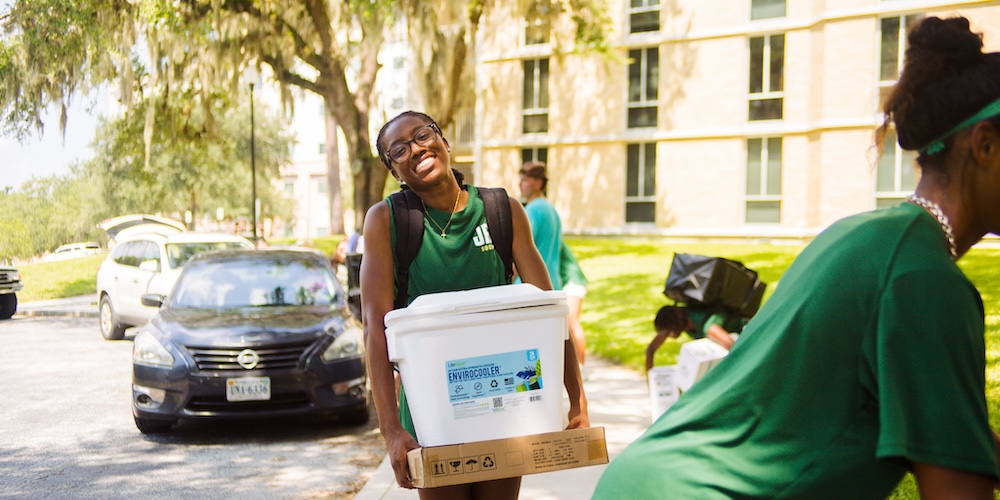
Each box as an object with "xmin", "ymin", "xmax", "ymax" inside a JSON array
[
  {"xmin": 477, "ymin": 187, "xmax": 514, "ymax": 284},
  {"xmin": 388, "ymin": 189, "xmax": 425, "ymax": 310}
]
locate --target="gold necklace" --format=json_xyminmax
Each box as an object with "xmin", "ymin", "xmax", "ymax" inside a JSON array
[{"xmin": 422, "ymin": 189, "xmax": 461, "ymax": 238}]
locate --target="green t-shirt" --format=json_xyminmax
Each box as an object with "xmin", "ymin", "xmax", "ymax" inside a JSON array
[
  {"xmin": 559, "ymin": 241, "xmax": 588, "ymax": 287},
  {"xmin": 388, "ymin": 186, "xmax": 508, "ymax": 439},
  {"xmin": 595, "ymin": 202, "xmax": 996, "ymax": 498},
  {"xmin": 684, "ymin": 307, "xmax": 745, "ymax": 338}
]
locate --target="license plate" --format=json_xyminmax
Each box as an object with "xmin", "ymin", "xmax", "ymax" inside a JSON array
[{"xmin": 226, "ymin": 377, "xmax": 271, "ymax": 402}]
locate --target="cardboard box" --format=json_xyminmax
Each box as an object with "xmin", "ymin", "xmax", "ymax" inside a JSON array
[
  {"xmin": 675, "ymin": 338, "xmax": 728, "ymax": 392},
  {"xmin": 407, "ymin": 427, "xmax": 608, "ymax": 488}
]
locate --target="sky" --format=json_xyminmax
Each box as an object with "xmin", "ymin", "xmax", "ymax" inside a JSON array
[{"xmin": 0, "ymin": 93, "xmax": 109, "ymax": 192}]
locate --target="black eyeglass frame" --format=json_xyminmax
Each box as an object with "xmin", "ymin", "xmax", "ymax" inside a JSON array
[{"xmin": 385, "ymin": 123, "xmax": 443, "ymax": 166}]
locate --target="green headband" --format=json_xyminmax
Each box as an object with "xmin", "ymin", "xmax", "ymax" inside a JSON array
[{"xmin": 919, "ymin": 96, "xmax": 1000, "ymax": 155}]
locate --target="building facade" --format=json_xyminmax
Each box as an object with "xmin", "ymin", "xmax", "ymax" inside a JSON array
[{"xmin": 474, "ymin": 0, "xmax": 1000, "ymax": 239}]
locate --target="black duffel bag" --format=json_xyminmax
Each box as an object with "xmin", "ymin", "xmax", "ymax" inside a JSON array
[{"xmin": 663, "ymin": 253, "xmax": 766, "ymax": 318}]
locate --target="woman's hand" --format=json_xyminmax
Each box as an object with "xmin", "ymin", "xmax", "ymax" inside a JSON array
[{"xmin": 384, "ymin": 426, "xmax": 421, "ymax": 489}]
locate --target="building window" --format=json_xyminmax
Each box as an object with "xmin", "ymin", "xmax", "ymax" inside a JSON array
[
  {"xmin": 391, "ymin": 97, "xmax": 404, "ymax": 109},
  {"xmin": 525, "ymin": 1, "xmax": 551, "ymax": 45},
  {"xmin": 748, "ymin": 34, "xmax": 784, "ymax": 121},
  {"xmin": 746, "ymin": 137, "xmax": 782, "ymax": 223},
  {"xmin": 876, "ymin": 130, "xmax": 919, "ymax": 209},
  {"xmin": 629, "ymin": 0, "xmax": 660, "ymax": 34},
  {"xmin": 750, "ymin": 0, "xmax": 785, "ymax": 20},
  {"xmin": 315, "ymin": 178, "xmax": 327, "ymax": 194},
  {"xmin": 878, "ymin": 14, "xmax": 922, "ymax": 108},
  {"xmin": 521, "ymin": 147, "xmax": 548, "ymax": 166},
  {"xmin": 283, "ymin": 181, "xmax": 294, "ymax": 195},
  {"xmin": 626, "ymin": 143, "xmax": 657, "ymax": 223},
  {"xmin": 628, "ymin": 47, "xmax": 658, "ymax": 128},
  {"xmin": 393, "ymin": 56, "xmax": 405, "ymax": 70},
  {"xmin": 523, "ymin": 58, "xmax": 549, "ymax": 134},
  {"xmin": 318, "ymin": 143, "xmax": 325, "ymax": 155}
]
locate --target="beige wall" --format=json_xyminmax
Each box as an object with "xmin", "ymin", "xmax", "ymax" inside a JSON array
[{"xmin": 476, "ymin": 0, "xmax": 1000, "ymax": 238}]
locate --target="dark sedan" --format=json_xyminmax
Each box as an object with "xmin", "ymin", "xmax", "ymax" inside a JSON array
[{"xmin": 131, "ymin": 248, "xmax": 368, "ymax": 434}]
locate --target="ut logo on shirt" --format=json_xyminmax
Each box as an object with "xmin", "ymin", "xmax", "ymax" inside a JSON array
[{"xmin": 472, "ymin": 222, "xmax": 495, "ymax": 252}]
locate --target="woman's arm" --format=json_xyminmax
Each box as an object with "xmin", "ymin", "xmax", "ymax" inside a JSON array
[
  {"xmin": 508, "ymin": 198, "xmax": 590, "ymax": 429},
  {"xmin": 911, "ymin": 462, "xmax": 995, "ymax": 499},
  {"xmin": 360, "ymin": 201, "xmax": 419, "ymax": 489}
]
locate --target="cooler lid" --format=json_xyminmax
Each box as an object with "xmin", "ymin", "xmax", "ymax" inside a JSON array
[{"xmin": 384, "ymin": 283, "xmax": 565, "ymax": 327}]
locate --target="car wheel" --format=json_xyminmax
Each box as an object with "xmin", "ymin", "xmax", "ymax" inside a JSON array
[
  {"xmin": 339, "ymin": 401, "xmax": 371, "ymax": 426},
  {"xmin": 134, "ymin": 415, "xmax": 175, "ymax": 434},
  {"xmin": 0, "ymin": 294, "xmax": 16, "ymax": 320},
  {"xmin": 99, "ymin": 295, "xmax": 127, "ymax": 341}
]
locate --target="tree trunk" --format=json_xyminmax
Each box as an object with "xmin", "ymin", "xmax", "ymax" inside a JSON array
[
  {"xmin": 324, "ymin": 106, "xmax": 344, "ymax": 236},
  {"xmin": 352, "ymin": 144, "xmax": 387, "ymax": 233}
]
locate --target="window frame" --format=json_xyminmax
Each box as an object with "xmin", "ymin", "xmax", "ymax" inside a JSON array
[
  {"xmin": 521, "ymin": 147, "xmax": 549, "ymax": 167},
  {"xmin": 624, "ymin": 142, "xmax": 657, "ymax": 224},
  {"xmin": 874, "ymin": 129, "xmax": 919, "ymax": 209},
  {"xmin": 522, "ymin": 58, "xmax": 550, "ymax": 134},
  {"xmin": 745, "ymin": 137, "xmax": 783, "ymax": 224},
  {"xmin": 627, "ymin": 0, "xmax": 660, "ymax": 34},
  {"xmin": 876, "ymin": 13, "xmax": 923, "ymax": 112},
  {"xmin": 627, "ymin": 46, "xmax": 659, "ymax": 129},
  {"xmin": 747, "ymin": 33, "xmax": 785, "ymax": 121},
  {"xmin": 749, "ymin": 0, "xmax": 786, "ymax": 21},
  {"xmin": 523, "ymin": 0, "xmax": 551, "ymax": 46}
]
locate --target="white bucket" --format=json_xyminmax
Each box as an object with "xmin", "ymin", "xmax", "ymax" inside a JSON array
[
  {"xmin": 385, "ymin": 284, "xmax": 568, "ymax": 447},
  {"xmin": 648, "ymin": 365, "xmax": 679, "ymax": 423}
]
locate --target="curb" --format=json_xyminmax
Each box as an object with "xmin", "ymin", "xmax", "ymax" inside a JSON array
[{"xmin": 14, "ymin": 309, "xmax": 100, "ymax": 319}]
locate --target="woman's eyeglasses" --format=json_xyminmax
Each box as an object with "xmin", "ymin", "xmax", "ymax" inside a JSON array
[{"xmin": 387, "ymin": 124, "xmax": 441, "ymax": 164}]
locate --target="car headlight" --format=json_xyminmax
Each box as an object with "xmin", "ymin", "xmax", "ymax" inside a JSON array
[
  {"xmin": 322, "ymin": 326, "xmax": 364, "ymax": 361},
  {"xmin": 11, "ymin": 270, "xmax": 20, "ymax": 281},
  {"xmin": 133, "ymin": 329, "xmax": 175, "ymax": 367}
]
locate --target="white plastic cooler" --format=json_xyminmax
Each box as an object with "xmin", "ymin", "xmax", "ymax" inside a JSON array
[{"xmin": 384, "ymin": 284, "xmax": 568, "ymax": 447}]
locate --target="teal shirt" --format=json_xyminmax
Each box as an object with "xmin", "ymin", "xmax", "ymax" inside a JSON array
[
  {"xmin": 595, "ymin": 202, "xmax": 996, "ymax": 498},
  {"xmin": 523, "ymin": 197, "xmax": 562, "ymax": 289},
  {"xmin": 388, "ymin": 186, "xmax": 507, "ymax": 439}
]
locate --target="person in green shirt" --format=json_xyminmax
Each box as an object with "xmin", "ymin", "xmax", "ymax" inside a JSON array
[
  {"xmin": 363, "ymin": 111, "xmax": 590, "ymax": 500},
  {"xmin": 560, "ymin": 241, "xmax": 589, "ymax": 368},
  {"xmin": 645, "ymin": 304, "xmax": 744, "ymax": 372},
  {"xmin": 596, "ymin": 16, "xmax": 1000, "ymax": 498}
]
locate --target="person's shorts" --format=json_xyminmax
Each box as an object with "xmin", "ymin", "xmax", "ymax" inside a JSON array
[{"xmin": 563, "ymin": 282, "xmax": 587, "ymax": 299}]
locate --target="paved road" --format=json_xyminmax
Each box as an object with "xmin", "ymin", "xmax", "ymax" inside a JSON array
[{"xmin": 0, "ymin": 316, "xmax": 385, "ymax": 499}]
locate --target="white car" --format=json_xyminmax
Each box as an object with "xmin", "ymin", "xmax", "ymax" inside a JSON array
[
  {"xmin": 96, "ymin": 215, "xmax": 253, "ymax": 340},
  {"xmin": 44, "ymin": 242, "xmax": 102, "ymax": 262}
]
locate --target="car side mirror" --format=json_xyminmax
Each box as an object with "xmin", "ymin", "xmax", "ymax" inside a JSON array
[
  {"xmin": 141, "ymin": 294, "xmax": 165, "ymax": 308},
  {"xmin": 139, "ymin": 259, "xmax": 160, "ymax": 272}
]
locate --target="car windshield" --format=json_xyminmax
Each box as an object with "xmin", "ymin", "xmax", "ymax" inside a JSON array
[
  {"xmin": 166, "ymin": 242, "xmax": 248, "ymax": 269},
  {"xmin": 171, "ymin": 258, "xmax": 340, "ymax": 309}
]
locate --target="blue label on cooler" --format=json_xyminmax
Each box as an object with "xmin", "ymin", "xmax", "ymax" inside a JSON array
[{"xmin": 446, "ymin": 349, "xmax": 542, "ymax": 403}]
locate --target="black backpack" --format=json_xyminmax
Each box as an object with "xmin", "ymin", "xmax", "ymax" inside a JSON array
[{"xmin": 387, "ymin": 185, "xmax": 513, "ymax": 310}]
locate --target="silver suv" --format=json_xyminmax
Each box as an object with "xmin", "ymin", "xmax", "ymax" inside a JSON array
[
  {"xmin": 96, "ymin": 215, "xmax": 253, "ymax": 340},
  {"xmin": 0, "ymin": 266, "xmax": 23, "ymax": 320}
]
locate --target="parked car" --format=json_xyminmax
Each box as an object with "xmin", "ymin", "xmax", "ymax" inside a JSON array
[
  {"xmin": 43, "ymin": 242, "xmax": 102, "ymax": 262},
  {"xmin": 0, "ymin": 266, "xmax": 22, "ymax": 320},
  {"xmin": 97, "ymin": 216, "xmax": 253, "ymax": 340},
  {"xmin": 130, "ymin": 248, "xmax": 368, "ymax": 433}
]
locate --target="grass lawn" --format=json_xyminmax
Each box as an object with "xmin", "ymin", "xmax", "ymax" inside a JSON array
[{"xmin": 15, "ymin": 254, "xmax": 107, "ymax": 303}]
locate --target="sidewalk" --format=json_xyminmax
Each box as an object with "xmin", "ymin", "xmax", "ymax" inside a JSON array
[
  {"xmin": 355, "ymin": 356, "xmax": 652, "ymax": 500},
  {"xmin": 14, "ymin": 294, "xmax": 99, "ymax": 318}
]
